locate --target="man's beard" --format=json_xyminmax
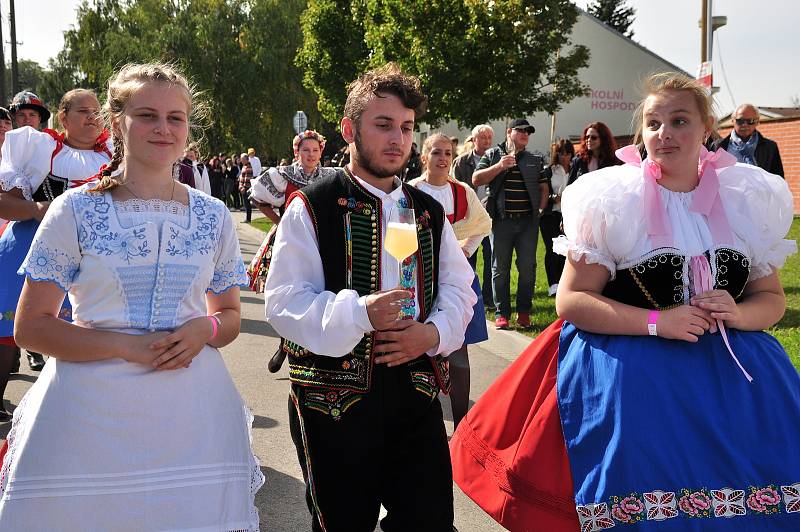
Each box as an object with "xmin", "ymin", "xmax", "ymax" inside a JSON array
[{"xmin": 353, "ymin": 128, "xmax": 410, "ymax": 179}]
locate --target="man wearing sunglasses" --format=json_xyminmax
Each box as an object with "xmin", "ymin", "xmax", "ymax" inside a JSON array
[{"xmin": 715, "ymin": 103, "xmax": 784, "ymax": 177}]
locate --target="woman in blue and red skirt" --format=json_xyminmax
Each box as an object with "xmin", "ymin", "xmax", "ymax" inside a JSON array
[{"xmin": 450, "ymin": 72, "xmax": 800, "ymax": 530}]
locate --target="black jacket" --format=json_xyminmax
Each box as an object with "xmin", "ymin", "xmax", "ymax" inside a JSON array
[
  {"xmin": 452, "ymin": 151, "xmax": 479, "ymax": 190},
  {"xmin": 478, "ymin": 143, "xmax": 545, "ymax": 220},
  {"xmin": 714, "ymin": 132, "xmax": 784, "ymax": 178}
]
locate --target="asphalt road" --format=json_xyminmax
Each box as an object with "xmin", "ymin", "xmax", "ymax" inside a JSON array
[{"xmin": 2, "ymin": 212, "xmax": 533, "ymax": 531}]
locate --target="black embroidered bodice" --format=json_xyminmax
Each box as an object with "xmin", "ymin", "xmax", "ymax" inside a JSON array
[
  {"xmin": 602, "ymin": 247, "xmax": 751, "ymax": 310},
  {"xmin": 31, "ymin": 173, "xmax": 69, "ymax": 202}
]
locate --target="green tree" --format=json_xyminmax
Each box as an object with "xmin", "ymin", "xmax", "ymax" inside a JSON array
[
  {"xmin": 297, "ymin": 0, "xmax": 590, "ymax": 127},
  {"xmin": 40, "ymin": 0, "xmax": 332, "ymax": 159},
  {"xmin": 587, "ymin": 0, "xmax": 635, "ymax": 38}
]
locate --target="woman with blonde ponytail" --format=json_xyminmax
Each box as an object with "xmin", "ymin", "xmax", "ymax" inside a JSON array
[
  {"xmin": 0, "ymin": 88, "xmax": 111, "ymax": 418},
  {"xmin": 0, "ymin": 63, "xmax": 263, "ymax": 530}
]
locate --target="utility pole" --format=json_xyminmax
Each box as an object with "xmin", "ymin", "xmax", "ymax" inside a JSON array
[
  {"xmin": 0, "ymin": 9, "xmax": 6, "ymax": 106},
  {"xmin": 9, "ymin": 0, "xmax": 18, "ymax": 96},
  {"xmin": 700, "ymin": 0, "xmax": 708, "ymax": 62}
]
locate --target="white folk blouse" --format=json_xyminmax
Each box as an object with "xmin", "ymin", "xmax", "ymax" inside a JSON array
[
  {"xmin": 554, "ymin": 162, "xmax": 795, "ymax": 283},
  {"xmin": 0, "ymin": 126, "xmax": 112, "ymax": 198},
  {"xmin": 20, "ymin": 185, "xmax": 247, "ymax": 331}
]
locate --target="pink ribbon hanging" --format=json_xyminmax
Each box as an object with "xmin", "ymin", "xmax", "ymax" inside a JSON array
[
  {"xmin": 690, "ymin": 254, "xmax": 753, "ymax": 382},
  {"xmin": 690, "ymin": 146, "xmax": 736, "ymax": 245},
  {"xmin": 616, "ymin": 144, "xmax": 751, "ymax": 381},
  {"xmin": 615, "ymin": 145, "xmax": 673, "ymax": 248}
]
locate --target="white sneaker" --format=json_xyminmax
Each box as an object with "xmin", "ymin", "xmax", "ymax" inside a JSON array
[{"xmin": 548, "ymin": 284, "xmax": 558, "ymax": 297}]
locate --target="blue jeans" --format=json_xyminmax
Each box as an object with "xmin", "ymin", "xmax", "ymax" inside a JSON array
[{"xmin": 490, "ymin": 215, "xmax": 539, "ymax": 317}]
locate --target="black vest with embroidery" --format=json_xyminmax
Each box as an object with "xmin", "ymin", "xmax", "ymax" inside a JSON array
[
  {"xmin": 602, "ymin": 247, "xmax": 751, "ymax": 309},
  {"xmin": 280, "ymin": 169, "xmax": 451, "ymax": 394}
]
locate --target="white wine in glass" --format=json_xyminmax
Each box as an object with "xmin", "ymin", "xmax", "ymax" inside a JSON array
[
  {"xmin": 506, "ymin": 133, "xmax": 516, "ymax": 156},
  {"xmin": 384, "ymin": 207, "xmax": 418, "ymax": 286}
]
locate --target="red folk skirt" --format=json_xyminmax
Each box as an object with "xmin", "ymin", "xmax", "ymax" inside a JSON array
[{"xmin": 449, "ymin": 319, "xmax": 579, "ymax": 531}]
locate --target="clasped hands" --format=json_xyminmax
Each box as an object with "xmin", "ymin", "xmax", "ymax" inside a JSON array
[
  {"xmin": 124, "ymin": 317, "xmax": 214, "ymax": 370},
  {"xmin": 365, "ymin": 289, "xmax": 440, "ymax": 367},
  {"xmin": 657, "ymin": 289, "xmax": 742, "ymax": 342}
]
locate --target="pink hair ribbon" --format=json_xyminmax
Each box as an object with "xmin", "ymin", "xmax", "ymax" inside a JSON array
[
  {"xmin": 691, "ymin": 254, "xmax": 753, "ymax": 382},
  {"xmin": 615, "ymin": 145, "xmax": 673, "ymax": 248}
]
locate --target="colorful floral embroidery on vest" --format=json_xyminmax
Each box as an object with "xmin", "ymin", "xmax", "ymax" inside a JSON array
[
  {"xmin": 1, "ymin": 311, "xmax": 15, "ymax": 322},
  {"xmin": 399, "ymin": 255, "xmax": 417, "ymax": 320},
  {"xmin": 582, "ymin": 481, "xmax": 800, "ymax": 527},
  {"xmin": 337, "ymin": 196, "xmax": 373, "ymax": 216}
]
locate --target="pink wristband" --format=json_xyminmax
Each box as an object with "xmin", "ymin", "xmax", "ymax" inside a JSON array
[
  {"xmin": 207, "ymin": 315, "xmax": 221, "ymax": 339},
  {"xmin": 647, "ymin": 310, "xmax": 660, "ymax": 336}
]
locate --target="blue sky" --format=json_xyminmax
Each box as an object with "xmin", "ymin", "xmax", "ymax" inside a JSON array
[{"xmin": 17, "ymin": 0, "xmax": 800, "ymax": 115}]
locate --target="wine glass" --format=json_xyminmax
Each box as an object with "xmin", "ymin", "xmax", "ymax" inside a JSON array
[
  {"xmin": 506, "ymin": 132, "xmax": 516, "ymax": 156},
  {"xmin": 384, "ymin": 206, "xmax": 418, "ymax": 288}
]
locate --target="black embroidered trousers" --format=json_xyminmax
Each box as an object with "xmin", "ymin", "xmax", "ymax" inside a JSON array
[{"xmin": 288, "ymin": 362, "xmax": 454, "ymax": 532}]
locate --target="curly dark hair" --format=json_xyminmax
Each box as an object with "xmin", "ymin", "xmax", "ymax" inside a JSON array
[
  {"xmin": 577, "ymin": 121, "xmax": 620, "ymax": 168},
  {"xmin": 344, "ymin": 62, "xmax": 427, "ymax": 125}
]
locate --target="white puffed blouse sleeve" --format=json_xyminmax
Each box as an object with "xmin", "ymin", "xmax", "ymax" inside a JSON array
[
  {"xmin": 553, "ymin": 165, "xmax": 644, "ymax": 279},
  {"xmin": 718, "ymin": 163, "xmax": 797, "ymax": 280},
  {"xmin": 18, "ymin": 190, "xmax": 80, "ymax": 292},
  {"xmin": 0, "ymin": 127, "xmax": 57, "ymax": 200},
  {"xmin": 249, "ymin": 167, "xmax": 289, "ymax": 207},
  {"xmin": 209, "ymin": 208, "xmax": 248, "ymax": 294}
]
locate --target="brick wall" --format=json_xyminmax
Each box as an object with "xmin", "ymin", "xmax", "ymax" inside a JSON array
[{"xmin": 719, "ymin": 117, "xmax": 800, "ymax": 213}]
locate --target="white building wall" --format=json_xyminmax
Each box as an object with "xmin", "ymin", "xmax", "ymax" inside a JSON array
[{"xmin": 418, "ymin": 11, "xmax": 686, "ymax": 157}]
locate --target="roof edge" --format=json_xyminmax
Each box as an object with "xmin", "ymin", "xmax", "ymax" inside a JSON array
[{"xmin": 576, "ymin": 7, "xmax": 689, "ymax": 76}]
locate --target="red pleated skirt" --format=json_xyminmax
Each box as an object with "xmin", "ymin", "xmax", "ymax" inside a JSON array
[{"xmin": 449, "ymin": 319, "xmax": 579, "ymax": 531}]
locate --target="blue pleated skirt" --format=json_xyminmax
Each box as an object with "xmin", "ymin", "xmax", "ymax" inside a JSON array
[{"xmin": 558, "ymin": 322, "xmax": 800, "ymax": 530}]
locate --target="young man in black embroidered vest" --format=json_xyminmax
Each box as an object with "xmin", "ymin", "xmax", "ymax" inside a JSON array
[{"xmin": 264, "ymin": 63, "xmax": 476, "ymax": 531}]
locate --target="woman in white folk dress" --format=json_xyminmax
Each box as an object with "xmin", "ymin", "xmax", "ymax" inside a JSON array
[{"xmin": 0, "ymin": 63, "xmax": 264, "ymax": 531}]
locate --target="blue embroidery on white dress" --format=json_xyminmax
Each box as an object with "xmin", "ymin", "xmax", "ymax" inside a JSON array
[
  {"xmin": 118, "ymin": 265, "xmax": 158, "ymax": 329},
  {"xmin": 74, "ymin": 192, "xmax": 151, "ymax": 263},
  {"xmin": 20, "ymin": 242, "xmax": 79, "ymax": 291},
  {"xmin": 166, "ymin": 194, "xmax": 221, "ymax": 258},
  {"xmin": 211, "ymin": 257, "xmax": 248, "ymax": 294},
  {"xmin": 118, "ymin": 264, "xmax": 198, "ymax": 330}
]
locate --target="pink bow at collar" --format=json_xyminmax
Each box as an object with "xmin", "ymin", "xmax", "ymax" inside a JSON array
[
  {"xmin": 691, "ymin": 146, "xmax": 736, "ymax": 245},
  {"xmin": 615, "ymin": 144, "xmax": 672, "ymax": 248}
]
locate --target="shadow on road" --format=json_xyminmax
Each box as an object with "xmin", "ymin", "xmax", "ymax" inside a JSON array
[
  {"xmin": 252, "ymin": 414, "xmax": 279, "ymax": 429},
  {"xmin": 241, "ymin": 318, "xmax": 280, "ymax": 338},
  {"xmin": 9, "ymin": 374, "xmax": 37, "ymax": 384},
  {"xmin": 240, "ymin": 295, "xmax": 265, "ymax": 305},
  {"xmin": 257, "ymin": 466, "xmax": 309, "ymax": 531}
]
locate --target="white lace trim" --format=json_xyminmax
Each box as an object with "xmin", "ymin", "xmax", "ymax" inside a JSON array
[
  {"xmin": 244, "ymin": 405, "xmax": 265, "ymax": 531},
  {"xmin": 553, "ymin": 236, "xmax": 617, "ymax": 279},
  {"xmin": 0, "ymin": 170, "xmax": 35, "ymax": 200},
  {"xmin": 750, "ymin": 239, "xmax": 798, "ymax": 281},
  {"xmin": 113, "ymin": 198, "xmax": 188, "ymax": 216}
]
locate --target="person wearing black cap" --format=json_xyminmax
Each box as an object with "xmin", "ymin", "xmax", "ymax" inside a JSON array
[
  {"xmin": 472, "ymin": 118, "xmax": 548, "ymax": 330},
  {"xmin": 8, "ymin": 91, "xmax": 50, "ymax": 130}
]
